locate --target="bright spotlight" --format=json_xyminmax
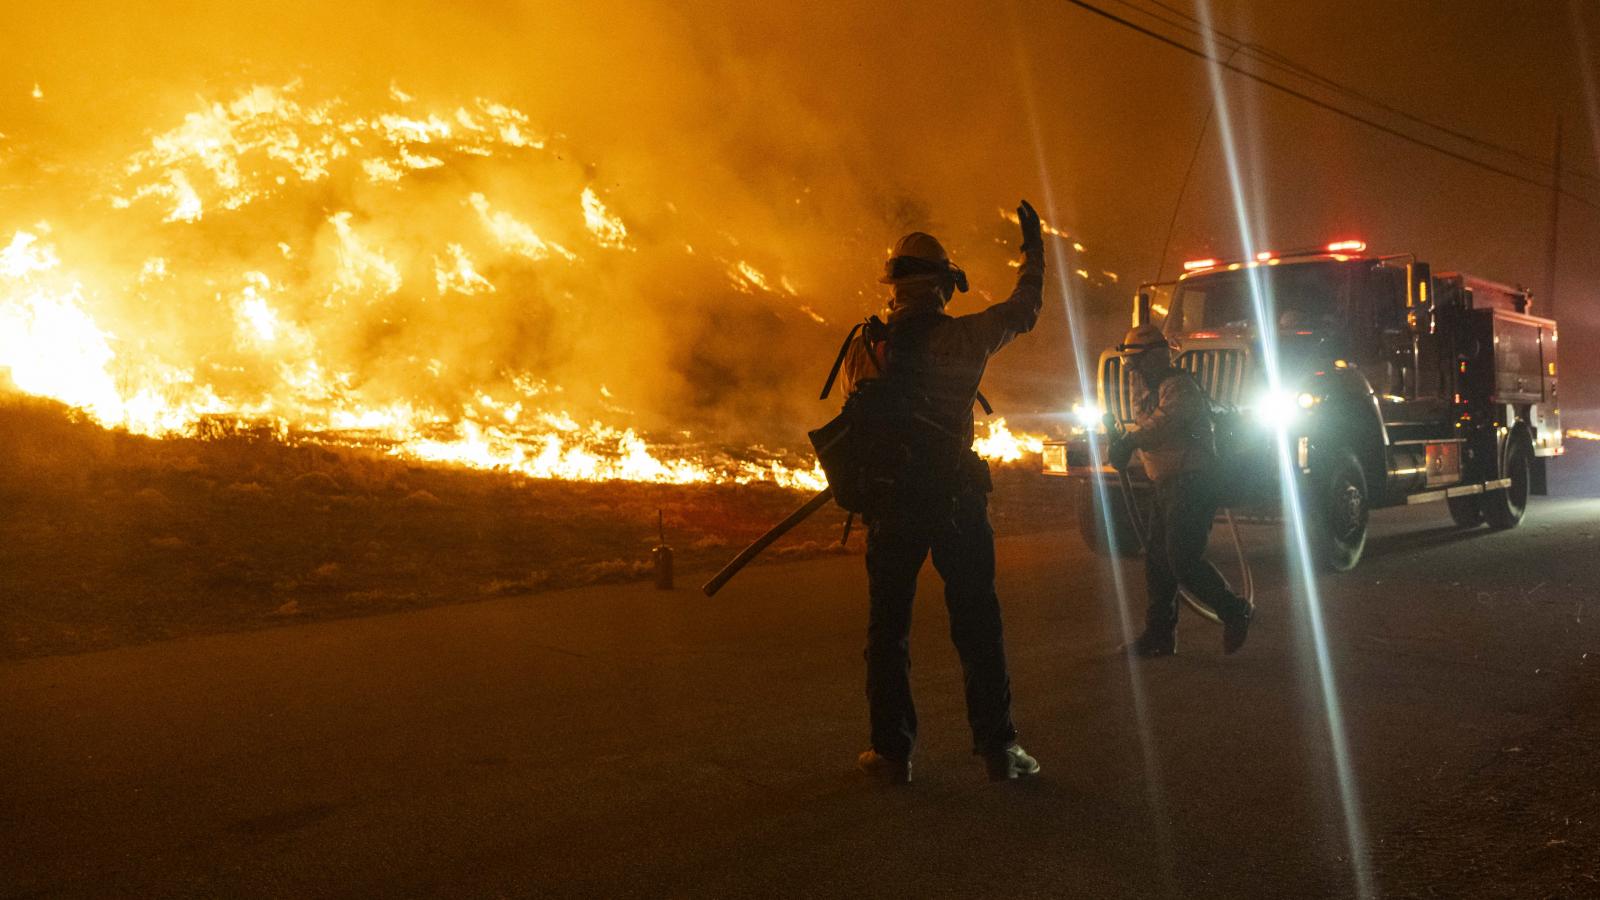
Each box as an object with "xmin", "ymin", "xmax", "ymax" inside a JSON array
[
  {"xmin": 1249, "ymin": 389, "xmax": 1316, "ymax": 425},
  {"xmin": 1071, "ymin": 400, "xmax": 1105, "ymax": 429}
]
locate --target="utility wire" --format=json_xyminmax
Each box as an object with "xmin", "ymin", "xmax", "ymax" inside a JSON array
[
  {"xmin": 1072, "ymin": 0, "xmax": 1600, "ymax": 210},
  {"xmin": 1126, "ymin": 0, "xmax": 1599, "ymax": 186},
  {"xmin": 1155, "ymin": 43, "xmax": 1243, "ymax": 282}
]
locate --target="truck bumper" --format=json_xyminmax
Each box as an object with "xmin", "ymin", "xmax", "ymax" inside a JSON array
[{"xmin": 1043, "ymin": 438, "xmax": 1151, "ymax": 487}]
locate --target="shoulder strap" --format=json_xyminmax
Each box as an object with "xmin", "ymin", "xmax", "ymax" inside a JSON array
[{"xmin": 818, "ymin": 320, "xmax": 868, "ymax": 400}]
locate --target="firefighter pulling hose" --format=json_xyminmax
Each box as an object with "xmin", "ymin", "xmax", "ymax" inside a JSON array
[
  {"xmin": 1102, "ymin": 412, "xmax": 1255, "ymax": 627},
  {"xmin": 1107, "ymin": 323, "xmax": 1255, "ymax": 657}
]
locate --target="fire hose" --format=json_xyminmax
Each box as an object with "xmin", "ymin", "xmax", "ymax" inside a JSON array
[{"xmin": 1103, "ymin": 414, "xmax": 1254, "ymax": 624}]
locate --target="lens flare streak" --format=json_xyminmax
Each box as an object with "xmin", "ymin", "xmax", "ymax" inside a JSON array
[
  {"xmin": 1193, "ymin": 2, "xmax": 1372, "ymax": 894},
  {"xmin": 1009, "ymin": 13, "xmax": 1177, "ymax": 889}
]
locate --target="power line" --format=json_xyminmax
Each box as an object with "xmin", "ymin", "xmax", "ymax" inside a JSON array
[
  {"xmin": 1125, "ymin": 0, "xmax": 1600, "ymax": 187},
  {"xmin": 1155, "ymin": 43, "xmax": 1243, "ymax": 282},
  {"xmin": 1068, "ymin": 0, "xmax": 1600, "ymax": 211}
]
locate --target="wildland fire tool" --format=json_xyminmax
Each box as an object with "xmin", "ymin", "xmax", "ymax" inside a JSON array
[
  {"xmin": 1048, "ymin": 241, "xmax": 1562, "ymax": 571},
  {"xmin": 702, "ymin": 487, "xmax": 833, "ymax": 597}
]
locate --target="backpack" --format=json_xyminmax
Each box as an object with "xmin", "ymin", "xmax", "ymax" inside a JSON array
[
  {"xmin": 808, "ymin": 316, "xmax": 971, "ymax": 516},
  {"xmin": 1147, "ymin": 366, "xmax": 1250, "ymax": 504}
]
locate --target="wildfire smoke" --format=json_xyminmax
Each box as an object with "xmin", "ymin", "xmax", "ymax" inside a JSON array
[{"xmin": 0, "ymin": 4, "xmax": 1096, "ymax": 486}]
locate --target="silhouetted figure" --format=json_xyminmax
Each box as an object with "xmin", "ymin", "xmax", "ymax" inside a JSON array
[
  {"xmin": 836, "ymin": 201, "xmax": 1044, "ymax": 784},
  {"xmin": 1109, "ymin": 324, "xmax": 1254, "ymax": 656}
]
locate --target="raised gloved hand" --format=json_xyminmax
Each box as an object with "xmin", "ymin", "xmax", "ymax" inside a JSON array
[
  {"xmin": 1017, "ymin": 199, "xmax": 1043, "ymax": 255},
  {"xmin": 1108, "ymin": 433, "xmax": 1136, "ymax": 471}
]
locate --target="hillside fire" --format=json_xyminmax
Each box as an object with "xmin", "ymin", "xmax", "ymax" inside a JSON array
[{"xmin": 0, "ymin": 82, "xmax": 1059, "ymax": 488}]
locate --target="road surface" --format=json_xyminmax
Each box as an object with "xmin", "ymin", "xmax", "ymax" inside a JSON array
[{"xmin": 5, "ymin": 468, "xmax": 1599, "ymax": 898}]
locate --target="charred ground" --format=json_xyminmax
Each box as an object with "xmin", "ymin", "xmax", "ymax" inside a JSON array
[{"xmin": 0, "ymin": 397, "xmax": 1068, "ymax": 660}]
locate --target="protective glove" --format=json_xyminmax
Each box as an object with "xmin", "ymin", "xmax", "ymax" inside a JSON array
[
  {"xmin": 1108, "ymin": 433, "xmax": 1136, "ymax": 471},
  {"xmin": 1017, "ymin": 199, "xmax": 1043, "ymax": 255}
]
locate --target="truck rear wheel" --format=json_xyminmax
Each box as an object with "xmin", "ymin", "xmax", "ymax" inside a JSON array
[
  {"xmin": 1485, "ymin": 437, "xmax": 1531, "ymax": 530},
  {"xmin": 1446, "ymin": 495, "xmax": 1485, "ymax": 529},
  {"xmin": 1075, "ymin": 478, "xmax": 1142, "ymax": 557},
  {"xmin": 1314, "ymin": 449, "xmax": 1369, "ymax": 572}
]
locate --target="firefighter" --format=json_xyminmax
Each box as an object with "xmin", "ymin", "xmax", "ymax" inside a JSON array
[
  {"xmin": 1108, "ymin": 323, "xmax": 1253, "ymax": 657},
  {"xmin": 839, "ymin": 201, "xmax": 1045, "ymax": 784}
]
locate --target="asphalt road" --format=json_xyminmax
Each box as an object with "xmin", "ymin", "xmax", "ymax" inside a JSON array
[{"xmin": 5, "ymin": 462, "xmax": 1600, "ymax": 898}]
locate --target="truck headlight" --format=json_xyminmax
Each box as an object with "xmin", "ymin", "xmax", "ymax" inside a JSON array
[
  {"xmin": 1071, "ymin": 401, "xmax": 1105, "ymax": 430},
  {"xmin": 1250, "ymin": 389, "xmax": 1318, "ymax": 425}
]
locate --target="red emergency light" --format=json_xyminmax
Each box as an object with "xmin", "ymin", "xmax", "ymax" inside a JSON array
[{"xmin": 1183, "ymin": 238, "xmax": 1367, "ymax": 275}]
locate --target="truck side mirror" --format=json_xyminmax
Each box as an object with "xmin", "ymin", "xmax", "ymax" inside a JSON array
[
  {"xmin": 1406, "ymin": 261, "xmax": 1434, "ymax": 335},
  {"xmin": 1134, "ymin": 292, "xmax": 1151, "ymax": 326}
]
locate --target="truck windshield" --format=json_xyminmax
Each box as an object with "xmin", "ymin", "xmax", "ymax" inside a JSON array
[{"xmin": 1168, "ymin": 263, "xmax": 1349, "ymax": 335}]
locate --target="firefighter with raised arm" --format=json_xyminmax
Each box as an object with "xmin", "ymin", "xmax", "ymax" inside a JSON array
[
  {"xmin": 831, "ymin": 201, "xmax": 1045, "ymax": 785},
  {"xmin": 1108, "ymin": 324, "xmax": 1254, "ymax": 657}
]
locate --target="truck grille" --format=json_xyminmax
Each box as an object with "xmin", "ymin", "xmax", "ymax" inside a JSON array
[
  {"xmin": 1100, "ymin": 355, "xmax": 1134, "ymax": 425},
  {"xmin": 1099, "ymin": 347, "xmax": 1248, "ymax": 424},
  {"xmin": 1177, "ymin": 349, "xmax": 1248, "ymax": 406}
]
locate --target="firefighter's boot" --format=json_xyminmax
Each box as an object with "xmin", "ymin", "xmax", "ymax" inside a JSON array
[
  {"xmin": 1128, "ymin": 629, "xmax": 1177, "ymax": 658},
  {"xmin": 857, "ymin": 749, "xmax": 912, "ymax": 785},
  {"xmin": 1222, "ymin": 603, "xmax": 1255, "ymax": 655},
  {"xmin": 984, "ymin": 744, "xmax": 1041, "ymax": 781}
]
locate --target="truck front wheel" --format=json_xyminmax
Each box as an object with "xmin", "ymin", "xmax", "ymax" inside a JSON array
[
  {"xmin": 1484, "ymin": 437, "xmax": 1531, "ymax": 530},
  {"xmin": 1314, "ymin": 449, "xmax": 1369, "ymax": 572}
]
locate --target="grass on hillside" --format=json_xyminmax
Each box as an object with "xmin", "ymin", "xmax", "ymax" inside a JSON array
[{"xmin": 0, "ymin": 396, "xmax": 1071, "ymax": 660}]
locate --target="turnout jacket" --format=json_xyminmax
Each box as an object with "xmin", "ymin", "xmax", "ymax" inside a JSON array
[
  {"xmin": 1128, "ymin": 368, "xmax": 1214, "ymax": 483},
  {"xmin": 836, "ymin": 251, "xmax": 1045, "ymax": 445}
]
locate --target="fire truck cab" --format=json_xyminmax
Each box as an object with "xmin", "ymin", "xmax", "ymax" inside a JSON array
[{"xmin": 1043, "ymin": 242, "xmax": 1563, "ymax": 571}]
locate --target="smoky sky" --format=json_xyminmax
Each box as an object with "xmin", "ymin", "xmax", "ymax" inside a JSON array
[{"xmin": 2, "ymin": 0, "xmax": 1598, "ymax": 439}]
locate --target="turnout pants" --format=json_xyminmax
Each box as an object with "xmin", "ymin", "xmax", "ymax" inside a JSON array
[
  {"xmin": 863, "ymin": 492, "xmax": 1017, "ymax": 762},
  {"xmin": 1144, "ymin": 471, "xmax": 1251, "ymax": 635}
]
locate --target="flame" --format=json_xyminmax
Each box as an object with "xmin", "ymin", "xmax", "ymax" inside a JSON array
[
  {"xmin": 469, "ymin": 192, "xmax": 575, "ymax": 262},
  {"xmin": 726, "ymin": 259, "xmax": 774, "ymax": 293},
  {"xmin": 1, "ymin": 81, "xmax": 1045, "ymax": 490},
  {"xmin": 972, "ymin": 417, "xmax": 1047, "ymax": 463},
  {"xmin": 580, "ymin": 187, "xmax": 629, "ymax": 249},
  {"xmin": 328, "ymin": 212, "xmax": 403, "ymax": 296},
  {"xmin": 434, "ymin": 244, "xmax": 495, "ymax": 296},
  {"xmin": 1568, "ymin": 428, "xmax": 1600, "ymax": 442}
]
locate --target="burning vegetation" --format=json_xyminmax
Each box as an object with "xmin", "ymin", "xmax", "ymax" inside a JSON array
[
  {"xmin": 0, "ymin": 394, "xmax": 1070, "ymax": 658},
  {"xmin": 0, "ymin": 80, "xmax": 1056, "ymax": 487}
]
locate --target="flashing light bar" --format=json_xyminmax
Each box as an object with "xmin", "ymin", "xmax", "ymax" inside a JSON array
[{"xmin": 1182, "ymin": 239, "xmax": 1367, "ymax": 275}]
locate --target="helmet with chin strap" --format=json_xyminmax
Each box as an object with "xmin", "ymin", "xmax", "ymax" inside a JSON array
[
  {"xmin": 1115, "ymin": 323, "xmax": 1172, "ymax": 357},
  {"xmin": 879, "ymin": 231, "xmax": 968, "ymax": 294}
]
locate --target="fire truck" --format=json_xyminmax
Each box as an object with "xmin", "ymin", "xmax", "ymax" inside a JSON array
[{"xmin": 1043, "ymin": 241, "xmax": 1563, "ymax": 571}]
